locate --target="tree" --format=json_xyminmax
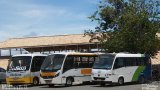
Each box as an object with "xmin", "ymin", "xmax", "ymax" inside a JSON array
[{"xmin": 85, "ymin": 0, "xmax": 160, "ymax": 55}]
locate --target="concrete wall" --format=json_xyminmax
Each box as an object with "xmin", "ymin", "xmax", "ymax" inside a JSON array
[
  {"xmin": 152, "ymin": 51, "xmax": 160, "ymax": 65},
  {"xmin": 0, "ymin": 59, "xmax": 9, "ymax": 69}
]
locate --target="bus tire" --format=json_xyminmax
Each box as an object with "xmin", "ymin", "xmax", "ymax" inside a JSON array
[
  {"xmin": 100, "ymin": 82, "xmax": 106, "ymax": 86},
  {"xmin": 139, "ymin": 76, "xmax": 145, "ymax": 84},
  {"xmin": 65, "ymin": 77, "xmax": 73, "ymax": 87},
  {"xmin": 118, "ymin": 77, "xmax": 124, "ymax": 85},
  {"xmin": 12, "ymin": 84, "xmax": 19, "ymax": 87},
  {"xmin": 48, "ymin": 84, "xmax": 54, "ymax": 87},
  {"xmin": 32, "ymin": 77, "xmax": 39, "ymax": 86}
]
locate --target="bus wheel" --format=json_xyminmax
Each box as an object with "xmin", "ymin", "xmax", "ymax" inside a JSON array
[
  {"xmin": 12, "ymin": 84, "xmax": 19, "ymax": 87},
  {"xmin": 100, "ymin": 82, "xmax": 106, "ymax": 86},
  {"xmin": 65, "ymin": 77, "xmax": 73, "ymax": 87},
  {"xmin": 48, "ymin": 84, "xmax": 54, "ymax": 87},
  {"xmin": 139, "ymin": 76, "xmax": 145, "ymax": 84},
  {"xmin": 118, "ymin": 77, "xmax": 124, "ymax": 85},
  {"xmin": 33, "ymin": 78, "xmax": 39, "ymax": 86}
]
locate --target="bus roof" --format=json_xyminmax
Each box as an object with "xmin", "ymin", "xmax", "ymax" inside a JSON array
[
  {"xmin": 12, "ymin": 54, "xmax": 47, "ymax": 57},
  {"xmin": 48, "ymin": 52, "xmax": 99, "ymax": 56},
  {"xmin": 115, "ymin": 53, "xmax": 145, "ymax": 57},
  {"xmin": 100, "ymin": 53, "xmax": 146, "ymax": 57}
]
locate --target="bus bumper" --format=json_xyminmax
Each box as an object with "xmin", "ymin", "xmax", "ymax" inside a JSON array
[
  {"xmin": 91, "ymin": 76, "xmax": 113, "ymax": 84},
  {"xmin": 6, "ymin": 77, "xmax": 32, "ymax": 85},
  {"xmin": 92, "ymin": 80, "xmax": 112, "ymax": 84},
  {"xmin": 40, "ymin": 77, "xmax": 63, "ymax": 85}
]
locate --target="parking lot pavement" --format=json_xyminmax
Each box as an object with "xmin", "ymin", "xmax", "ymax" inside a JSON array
[{"xmin": 1, "ymin": 82, "xmax": 160, "ymax": 90}]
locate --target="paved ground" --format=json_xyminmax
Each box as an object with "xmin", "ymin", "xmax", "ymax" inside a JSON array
[{"xmin": 1, "ymin": 82, "xmax": 160, "ymax": 90}]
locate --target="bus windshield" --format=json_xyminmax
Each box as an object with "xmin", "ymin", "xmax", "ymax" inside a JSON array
[
  {"xmin": 7, "ymin": 56, "xmax": 32, "ymax": 71},
  {"xmin": 93, "ymin": 55, "xmax": 115, "ymax": 70},
  {"xmin": 41, "ymin": 54, "xmax": 65, "ymax": 72}
]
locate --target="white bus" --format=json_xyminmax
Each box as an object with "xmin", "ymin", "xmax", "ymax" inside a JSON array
[
  {"xmin": 40, "ymin": 52, "xmax": 98, "ymax": 87},
  {"xmin": 6, "ymin": 54, "xmax": 47, "ymax": 85},
  {"xmin": 91, "ymin": 53, "xmax": 151, "ymax": 86}
]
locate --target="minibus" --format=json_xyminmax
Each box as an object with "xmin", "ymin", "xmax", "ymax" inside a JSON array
[
  {"xmin": 6, "ymin": 54, "xmax": 47, "ymax": 85},
  {"xmin": 40, "ymin": 52, "xmax": 98, "ymax": 87},
  {"xmin": 91, "ymin": 53, "xmax": 151, "ymax": 86}
]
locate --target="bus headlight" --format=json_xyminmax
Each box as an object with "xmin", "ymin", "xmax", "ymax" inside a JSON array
[
  {"xmin": 54, "ymin": 73, "xmax": 59, "ymax": 77},
  {"xmin": 105, "ymin": 74, "xmax": 112, "ymax": 77}
]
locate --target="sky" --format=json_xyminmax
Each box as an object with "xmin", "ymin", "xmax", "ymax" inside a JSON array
[{"xmin": 0, "ymin": 0, "xmax": 100, "ymax": 42}]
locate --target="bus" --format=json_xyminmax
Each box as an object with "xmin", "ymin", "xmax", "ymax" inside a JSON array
[
  {"xmin": 40, "ymin": 52, "xmax": 98, "ymax": 87},
  {"xmin": 91, "ymin": 53, "xmax": 151, "ymax": 86},
  {"xmin": 6, "ymin": 54, "xmax": 47, "ymax": 85}
]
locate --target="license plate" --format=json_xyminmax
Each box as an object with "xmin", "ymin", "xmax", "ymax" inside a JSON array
[
  {"xmin": 97, "ymin": 79, "xmax": 102, "ymax": 81},
  {"xmin": 45, "ymin": 80, "xmax": 52, "ymax": 84}
]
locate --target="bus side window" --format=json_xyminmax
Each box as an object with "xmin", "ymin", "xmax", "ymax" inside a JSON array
[
  {"xmin": 125, "ymin": 57, "xmax": 137, "ymax": 66},
  {"xmin": 73, "ymin": 56, "xmax": 79, "ymax": 68},
  {"xmin": 31, "ymin": 56, "xmax": 46, "ymax": 72},
  {"xmin": 74, "ymin": 56, "xmax": 81, "ymax": 68},
  {"xmin": 114, "ymin": 58, "xmax": 124, "ymax": 69},
  {"xmin": 136, "ymin": 57, "xmax": 144, "ymax": 66},
  {"xmin": 81, "ymin": 56, "xmax": 89, "ymax": 68},
  {"xmin": 143, "ymin": 57, "xmax": 149, "ymax": 65},
  {"xmin": 88, "ymin": 57, "xmax": 95, "ymax": 68},
  {"xmin": 63, "ymin": 56, "xmax": 74, "ymax": 73}
]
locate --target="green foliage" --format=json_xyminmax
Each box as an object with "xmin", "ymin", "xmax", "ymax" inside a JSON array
[{"xmin": 85, "ymin": 0, "xmax": 160, "ymax": 55}]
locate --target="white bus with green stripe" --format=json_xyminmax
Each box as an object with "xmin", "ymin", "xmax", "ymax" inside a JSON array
[{"xmin": 91, "ymin": 53, "xmax": 151, "ymax": 86}]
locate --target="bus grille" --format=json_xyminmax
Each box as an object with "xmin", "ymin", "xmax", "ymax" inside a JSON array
[
  {"xmin": 93, "ymin": 77, "xmax": 105, "ymax": 80},
  {"xmin": 45, "ymin": 80, "xmax": 52, "ymax": 84},
  {"xmin": 41, "ymin": 76, "xmax": 54, "ymax": 79}
]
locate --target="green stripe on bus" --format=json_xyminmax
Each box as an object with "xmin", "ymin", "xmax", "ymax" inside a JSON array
[{"xmin": 132, "ymin": 66, "xmax": 145, "ymax": 81}]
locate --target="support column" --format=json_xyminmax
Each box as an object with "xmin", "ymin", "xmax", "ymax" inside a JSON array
[
  {"xmin": 41, "ymin": 47, "xmax": 44, "ymax": 54},
  {"xmin": 77, "ymin": 45, "xmax": 79, "ymax": 52},
  {"xmin": 49, "ymin": 50, "xmax": 51, "ymax": 54},
  {"xmin": 9, "ymin": 48, "xmax": 12, "ymax": 56},
  {"xmin": 20, "ymin": 48, "xmax": 22, "ymax": 54},
  {"xmin": 65, "ymin": 46, "xmax": 67, "ymax": 52},
  {"xmin": 53, "ymin": 46, "xmax": 55, "ymax": 53},
  {"xmin": 31, "ymin": 48, "xmax": 33, "ymax": 54},
  {"xmin": 0, "ymin": 49, "xmax": 1, "ymax": 56},
  {"xmin": 88, "ymin": 44, "xmax": 91, "ymax": 52},
  {"xmin": 97, "ymin": 43, "xmax": 99, "ymax": 52}
]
